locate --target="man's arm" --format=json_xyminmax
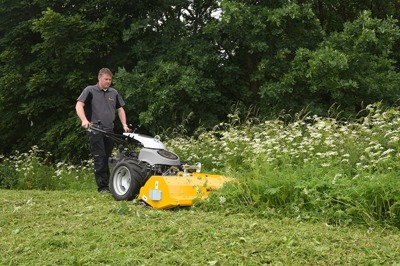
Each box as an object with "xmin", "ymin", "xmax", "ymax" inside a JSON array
[
  {"xmin": 117, "ymin": 107, "xmax": 131, "ymax": 132},
  {"xmin": 75, "ymin": 101, "xmax": 91, "ymax": 128}
]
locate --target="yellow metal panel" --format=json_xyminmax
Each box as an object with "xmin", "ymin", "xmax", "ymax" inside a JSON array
[{"xmin": 138, "ymin": 172, "xmax": 229, "ymax": 209}]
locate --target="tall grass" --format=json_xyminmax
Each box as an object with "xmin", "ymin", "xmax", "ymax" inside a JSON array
[
  {"xmin": 0, "ymin": 146, "xmax": 94, "ymax": 191},
  {"xmin": 166, "ymin": 103, "xmax": 400, "ymax": 228}
]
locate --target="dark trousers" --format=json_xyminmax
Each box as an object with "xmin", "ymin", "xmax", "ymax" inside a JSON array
[{"xmin": 88, "ymin": 132, "xmax": 114, "ymax": 191}]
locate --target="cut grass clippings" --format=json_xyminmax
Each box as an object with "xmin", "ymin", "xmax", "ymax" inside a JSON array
[{"xmin": 1, "ymin": 189, "xmax": 399, "ymax": 265}]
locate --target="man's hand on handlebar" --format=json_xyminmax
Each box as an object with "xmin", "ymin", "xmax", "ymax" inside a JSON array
[
  {"xmin": 81, "ymin": 120, "xmax": 91, "ymax": 129},
  {"xmin": 123, "ymin": 124, "xmax": 132, "ymax": 133}
]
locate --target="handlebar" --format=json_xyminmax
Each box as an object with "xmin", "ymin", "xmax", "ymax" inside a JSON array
[{"xmin": 87, "ymin": 125, "xmax": 138, "ymax": 145}]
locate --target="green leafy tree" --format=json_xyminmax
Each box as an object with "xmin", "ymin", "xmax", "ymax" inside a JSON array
[
  {"xmin": 305, "ymin": 0, "xmax": 400, "ymax": 33},
  {"xmin": 261, "ymin": 11, "xmax": 400, "ymax": 115},
  {"xmin": 0, "ymin": 0, "xmax": 42, "ymax": 156},
  {"xmin": 115, "ymin": 0, "xmax": 230, "ymax": 134},
  {"xmin": 205, "ymin": 1, "xmax": 324, "ymax": 116},
  {"xmin": 1, "ymin": 0, "xmax": 400, "ymax": 163},
  {"xmin": 0, "ymin": 0, "xmax": 142, "ymax": 162},
  {"xmin": 117, "ymin": 1, "xmax": 325, "ymax": 133},
  {"xmin": 306, "ymin": 0, "xmax": 400, "ymax": 68}
]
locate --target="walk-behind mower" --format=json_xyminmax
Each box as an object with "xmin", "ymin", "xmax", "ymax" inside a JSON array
[{"xmin": 87, "ymin": 126, "xmax": 229, "ymax": 209}]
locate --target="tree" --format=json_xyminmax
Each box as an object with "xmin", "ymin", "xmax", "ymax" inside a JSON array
[
  {"xmin": 115, "ymin": 0, "xmax": 230, "ymax": 134},
  {"xmin": 1, "ymin": 0, "xmax": 399, "ymax": 163},
  {"xmin": 116, "ymin": 1, "xmax": 326, "ymax": 133},
  {"xmin": 206, "ymin": 1, "xmax": 325, "ymax": 115},
  {"xmin": 261, "ymin": 11, "xmax": 400, "ymax": 115},
  {"xmin": 0, "ymin": 0, "xmax": 143, "ymax": 162},
  {"xmin": 305, "ymin": 0, "xmax": 400, "ymax": 33}
]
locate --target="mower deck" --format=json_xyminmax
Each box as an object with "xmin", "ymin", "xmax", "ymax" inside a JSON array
[{"xmin": 138, "ymin": 172, "xmax": 229, "ymax": 209}]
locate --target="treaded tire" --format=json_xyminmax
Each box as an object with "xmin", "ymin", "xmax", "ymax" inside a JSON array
[{"xmin": 110, "ymin": 159, "xmax": 149, "ymax": 201}]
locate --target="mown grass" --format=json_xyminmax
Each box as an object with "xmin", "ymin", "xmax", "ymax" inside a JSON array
[{"xmin": 1, "ymin": 189, "xmax": 399, "ymax": 265}]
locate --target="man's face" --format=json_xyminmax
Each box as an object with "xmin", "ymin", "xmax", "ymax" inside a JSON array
[{"xmin": 98, "ymin": 73, "xmax": 112, "ymax": 90}]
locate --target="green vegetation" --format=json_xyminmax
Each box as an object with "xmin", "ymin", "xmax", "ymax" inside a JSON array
[
  {"xmin": 1, "ymin": 1, "xmax": 400, "ymax": 263},
  {"xmin": 1, "ymin": 190, "xmax": 399, "ymax": 265},
  {"xmin": 1, "ymin": 1, "xmax": 400, "ymax": 162},
  {"xmin": 1, "ymin": 104, "xmax": 400, "ymax": 264},
  {"xmin": 2, "ymin": 103, "xmax": 400, "ymax": 230},
  {"xmin": 0, "ymin": 146, "xmax": 94, "ymax": 191},
  {"xmin": 167, "ymin": 103, "xmax": 400, "ymax": 228}
]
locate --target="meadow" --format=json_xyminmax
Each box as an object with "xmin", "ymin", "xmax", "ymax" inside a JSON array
[
  {"xmin": 168, "ymin": 103, "xmax": 400, "ymax": 228},
  {"xmin": 1, "ymin": 103, "xmax": 400, "ymax": 264}
]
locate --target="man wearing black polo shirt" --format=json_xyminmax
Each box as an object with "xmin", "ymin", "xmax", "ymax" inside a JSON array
[{"xmin": 75, "ymin": 68, "xmax": 131, "ymax": 193}]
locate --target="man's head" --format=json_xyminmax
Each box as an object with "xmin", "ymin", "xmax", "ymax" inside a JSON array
[{"xmin": 98, "ymin": 68, "xmax": 113, "ymax": 90}]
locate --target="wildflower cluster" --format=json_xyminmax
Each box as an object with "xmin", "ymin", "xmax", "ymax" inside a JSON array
[
  {"xmin": 0, "ymin": 146, "xmax": 93, "ymax": 190},
  {"xmin": 167, "ymin": 103, "xmax": 400, "ymax": 176},
  {"xmin": 167, "ymin": 103, "xmax": 400, "ymax": 227}
]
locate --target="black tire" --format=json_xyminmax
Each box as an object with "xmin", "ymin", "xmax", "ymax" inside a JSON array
[{"xmin": 110, "ymin": 160, "xmax": 149, "ymax": 201}]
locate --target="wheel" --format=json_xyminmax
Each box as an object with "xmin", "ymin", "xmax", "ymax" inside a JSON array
[{"xmin": 110, "ymin": 160, "xmax": 149, "ymax": 201}]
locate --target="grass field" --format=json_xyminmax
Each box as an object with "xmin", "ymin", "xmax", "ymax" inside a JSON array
[
  {"xmin": 1, "ymin": 104, "xmax": 400, "ymax": 265},
  {"xmin": 1, "ymin": 189, "xmax": 399, "ymax": 265}
]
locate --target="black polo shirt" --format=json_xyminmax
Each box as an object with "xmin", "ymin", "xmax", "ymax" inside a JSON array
[{"xmin": 77, "ymin": 84, "xmax": 125, "ymax": 129}]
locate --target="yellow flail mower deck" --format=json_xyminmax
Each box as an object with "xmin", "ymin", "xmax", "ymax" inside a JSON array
[{"xmin": 139, "ymin": 172, "xmax": 228, "ymax": 209}]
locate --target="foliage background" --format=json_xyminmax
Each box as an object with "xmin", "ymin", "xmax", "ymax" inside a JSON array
[{"xmin": 0, "ymin": 0, "xmax": 400, "ymax": 162}]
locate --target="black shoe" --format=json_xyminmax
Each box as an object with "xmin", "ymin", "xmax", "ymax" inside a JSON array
[{"xmin": 99, "ymin": 187, "xmax": 110, "ymax": 193}]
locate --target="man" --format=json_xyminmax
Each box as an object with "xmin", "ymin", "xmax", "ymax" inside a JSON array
[{"xmin": 76, "ymin": 68, "xmax": 131, "ymax": 193}]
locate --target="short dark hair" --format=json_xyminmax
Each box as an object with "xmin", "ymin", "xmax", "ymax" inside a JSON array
[{"xmin": 98, "ymin": 68, "xmax": 113, "ymax": 77}]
